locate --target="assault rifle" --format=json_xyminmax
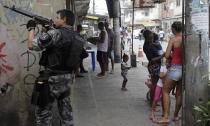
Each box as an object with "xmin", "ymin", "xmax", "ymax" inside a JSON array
[{"xmin": 3, "ymin": 5, "xmax": 53, "ymax": 26}]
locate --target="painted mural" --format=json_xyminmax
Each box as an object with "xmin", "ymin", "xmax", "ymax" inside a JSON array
[{"xmin": 0, "ymin": 0, "xmax": 66, "ymax": 125}]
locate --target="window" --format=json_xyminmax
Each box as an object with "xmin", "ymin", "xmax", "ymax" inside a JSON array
[
  {"xmin": 176, "ymin": 0, "xmax": 181, "ymax": 6},
  {"xmin": 145, "ymin": 11, "xmax": 149, "ymax": 16},
  {"xmin": 164, "ymin": 4, "xmax": 167, "ymax": 10}
]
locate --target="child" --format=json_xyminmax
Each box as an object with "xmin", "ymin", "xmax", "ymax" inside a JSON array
[
  {"xmin": 166, "ymin": 56, "xmax": 176, "ymax": 95},
  {"xmin": 121, "ymin": 54, "xmax": 131, "ymax": 91},
  {"xmin": 149, "ymin": 58, "xmax": 167, "ymax": 122}
]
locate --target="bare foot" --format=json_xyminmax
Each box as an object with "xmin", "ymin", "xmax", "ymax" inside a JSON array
[
  {"xmin": 172, "ymin": 116, "xmax": 181, "ymax": 122},
  {"xmin": 149, "ymin": 111, "xmax": 154, "ymax": 120},
  {"xmin": 149, "ymin": 110, "xmax": 157, "ymax": 123}
]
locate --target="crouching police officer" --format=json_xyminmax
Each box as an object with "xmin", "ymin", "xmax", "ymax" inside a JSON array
[{"xmin": 27, "ymin": 9, "xmax": 83, "ymax": 126}]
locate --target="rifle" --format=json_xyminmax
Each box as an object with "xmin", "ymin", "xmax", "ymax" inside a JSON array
[{"xmin": 3, "ymin": 5, "xmax": 53, "ymax": 26}]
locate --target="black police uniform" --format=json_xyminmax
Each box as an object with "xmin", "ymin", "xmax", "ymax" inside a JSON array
[{"xmin": 31, "ymin": 26, "xmax": 76, "ymax": 126}]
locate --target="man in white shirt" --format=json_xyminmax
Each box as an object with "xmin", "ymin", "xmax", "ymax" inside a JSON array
[
  {"xmin": 159, "ymin": 28, "xmax": 165, "ymax": 44},
  {"xmin": 96, "ymin": 22, "xmax": 108, "ymax": 78}
]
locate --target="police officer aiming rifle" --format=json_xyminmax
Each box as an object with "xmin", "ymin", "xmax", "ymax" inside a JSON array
[{"xmin": 4, "ymin": 5, "xmax": 85, "ymax": 126}]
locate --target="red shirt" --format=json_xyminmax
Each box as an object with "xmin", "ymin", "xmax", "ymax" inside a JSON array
[{"xmin": 172, "ymin": 47, "xmax": 183, "ymax": 64}]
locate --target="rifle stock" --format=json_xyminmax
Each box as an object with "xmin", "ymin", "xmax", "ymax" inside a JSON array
[{"xmin": 3, "ymin": 5, "xmax": 52, "ymax": 26}]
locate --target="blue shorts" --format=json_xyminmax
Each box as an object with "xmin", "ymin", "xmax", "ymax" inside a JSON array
[{"xmin": 166, "ymin": 64, "xmax": 182, "ymax": 81}]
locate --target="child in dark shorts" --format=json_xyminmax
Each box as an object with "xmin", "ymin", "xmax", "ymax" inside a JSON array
[{"xmin": 121, "ymin": 54, "xmax": 131, "ymax": 91}]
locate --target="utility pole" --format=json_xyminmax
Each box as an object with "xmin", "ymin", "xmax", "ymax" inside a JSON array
[
  {"xmin": 130, "ymin": 0, "xmax": 136, "ymax": 67},
  {"xmin": 113, "ymin": 0, "xmax": 121, "ymax": 63},
  {"xmin": 184, "ymin": 0, "xmax": 209, "ymax": 125},
  {"xmin": 66, "ymin": 0, "xmax": 77, "ymax": 29},
  {"xmin": 66, "ymin": 0, "xmax": 75, "ymax": 12},
  {"xmin": 93, "ymin": 0, "xmax": 95, "ymax": 14}
]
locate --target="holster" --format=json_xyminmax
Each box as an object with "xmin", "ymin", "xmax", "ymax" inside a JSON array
[{"xmin": 31, "ymin": 72, "xmax": 52, "ymax": 107}]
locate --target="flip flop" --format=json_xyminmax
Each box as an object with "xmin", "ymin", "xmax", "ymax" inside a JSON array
[{"xmin": 156, "ymin": 118, "xmax": 170, "ymax": 124}]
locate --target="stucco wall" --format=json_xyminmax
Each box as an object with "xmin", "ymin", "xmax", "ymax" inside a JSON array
[
  {"xmin": 0, "ymin": 0, "xmax": 66, "ymax": 125},
  {"xmin": 161, "ymin": 0, "xmax": 183, "ymax": 18}
]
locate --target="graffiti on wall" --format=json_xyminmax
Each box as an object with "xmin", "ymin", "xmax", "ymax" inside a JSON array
[
  {"xmin": 0, "ymin": 0, "xmax": 34, "ymax": 94},
  {"xmin": 0, "ymin": 25, "xmax": 20, "ymax": 93},
  {"xmin": 0, "ymin": 0, "xmax": 66, "ymax": 96},
  {"xmin": 0, "ymin": 42, "xmax": 14, "ymax": 73},
  {"xmin": 0, "ymin": 0, "xmax": 66, "ymax": 125}
]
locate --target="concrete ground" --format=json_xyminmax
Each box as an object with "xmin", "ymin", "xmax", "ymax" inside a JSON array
[{"xmin": 71, "ymin": 39, "xmax": 182, "ymax": 126}]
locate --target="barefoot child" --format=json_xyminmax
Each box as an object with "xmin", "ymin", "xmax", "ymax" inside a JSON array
[
  {"xmin": 149, "ymin": 58, "xmax": 167, "ymax": 122},
  {"xmin": 121, "ymin": 54, "xmax": 131, "ymax": 91}
]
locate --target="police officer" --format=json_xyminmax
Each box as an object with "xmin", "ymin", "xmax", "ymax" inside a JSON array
[{"xmin": 27, "ymin": 9, "xmax": 77, "ymax": 126}]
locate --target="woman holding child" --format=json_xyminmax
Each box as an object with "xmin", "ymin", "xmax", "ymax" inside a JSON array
[
  {"xmin": 157, "ymin": 21, "xmax": 183, "ymax": 124},
  {"xmin": 142, "ymin": 29, "xmax": 163, "ymax": 107}
]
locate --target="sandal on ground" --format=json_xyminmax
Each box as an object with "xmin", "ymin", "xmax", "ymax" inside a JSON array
[
  {"xmin": 96, "ymin": 73, "xmax": 102, "ymax": 76},
  {"xmin": 96, "ymin": 74, "xmax": 105, "ymax": 78},
  {"xmin": 121, "ymin": 87, "xmax": 128, "ymax": 91},
  {"xmin": 156, "ymin": 118, "xmax": 170, "ymax": 124}
]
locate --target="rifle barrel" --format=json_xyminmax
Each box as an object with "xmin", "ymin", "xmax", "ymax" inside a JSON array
[
  {"xmin": 3, "ymin": 5, "xmax": 51, "ymax": 25},
  {"xmin": 3, "ymin": 5, "xmax": 35, "ymax": 18}
]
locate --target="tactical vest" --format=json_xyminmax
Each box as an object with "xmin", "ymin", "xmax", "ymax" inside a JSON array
[{"xmin": 39, "ymin": 27, "xmax": 84, "ymax": 73}]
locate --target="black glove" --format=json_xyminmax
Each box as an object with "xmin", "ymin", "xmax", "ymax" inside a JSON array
[
  {"xmin": 41, "ymin": 24, "xmax": 50, "ymax": 32},
  {"xmin": 26, "ymin": 20, "xmax": 36, "ymax": 30}
]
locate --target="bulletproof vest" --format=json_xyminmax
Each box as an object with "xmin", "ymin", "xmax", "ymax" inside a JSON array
[{"xmin": 39, "ymin": 27, "xmax": 84, "ymax": 73}]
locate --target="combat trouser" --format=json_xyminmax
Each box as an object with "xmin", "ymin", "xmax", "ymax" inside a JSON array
[{"xmin": 35, "ymin": 74, "xmax": 74, "ymax": 126}]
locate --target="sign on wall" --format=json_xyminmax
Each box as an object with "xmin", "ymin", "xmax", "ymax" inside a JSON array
[
  {"xmin": 191, "ymin": 0, "xmax": 208, "ymax": 32},
  {"xmin": 134, "ymin": 0, "xmax": 155, "ymax": 8}
]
